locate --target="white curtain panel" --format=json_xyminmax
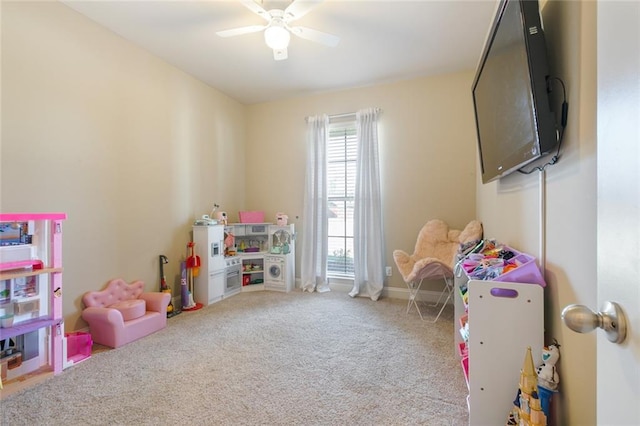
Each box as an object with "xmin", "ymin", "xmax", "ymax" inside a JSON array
[
  {"xmin": 301, "ymin": 115, "xmax": 330, "ymax": 293},
  {"xmin": 350, "ymin": 108, "xmax": 385, "ymax": 301}
]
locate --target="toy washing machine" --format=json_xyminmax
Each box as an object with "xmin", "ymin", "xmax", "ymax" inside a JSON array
[
  {"xmin": 266, "ymin": 224, "xmax": 295, "ymax": 292},
  {"xmin": 265, "ymin": 255, "xmax": 294, "ymax": 292}
]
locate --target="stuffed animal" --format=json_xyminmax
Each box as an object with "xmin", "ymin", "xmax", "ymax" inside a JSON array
[
  {"xmin": 276, "ymin": 212, "xmax": 288, "ymax": 226},
  {"xmin": 536, "ymin": 341, "xmax": 560, "ymax": 390}
]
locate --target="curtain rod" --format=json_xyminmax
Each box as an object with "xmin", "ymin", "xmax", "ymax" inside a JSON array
[
  {"xmin": 329, "ymin": 112, "xmax": 356, "ymax": 119},
  {"xmin": 305, "ymin": 108, "xmax": 382, "ymax": 122},
  {"xmin": 303, "ymin": 112, "xmax": 354, "ymax": 122}
]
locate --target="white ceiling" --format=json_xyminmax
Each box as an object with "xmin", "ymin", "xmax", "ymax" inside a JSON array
[{"xmin": 61, "ymin": 0, "xmax": 499, "ymax": 105}]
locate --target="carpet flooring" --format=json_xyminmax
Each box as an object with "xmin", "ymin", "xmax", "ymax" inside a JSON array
[{"xmin": 1, "ymin": 290, "xmax": 469, "ymax": 425}]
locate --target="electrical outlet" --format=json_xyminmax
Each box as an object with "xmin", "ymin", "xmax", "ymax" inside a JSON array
[{"xmin": 385, "ymin": 266, "xmax": 392, "ymax": 277}]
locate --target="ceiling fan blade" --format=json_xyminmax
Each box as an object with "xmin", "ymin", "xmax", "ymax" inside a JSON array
[
  {"xmin": 284, "ymin": 0, "xmax": 323, "ymax": 22},
  {"xmin": 239, "ymin": 0, "xmax": 271, "ymax": 21},
  {"xmin": 273, "ymin": 48, "xmax": 288, "ymax": 61},
  {"xmin": 288, "ymin": 26, "xmax": 340, "ymax": 47},
  {"xmin": 216, "ymin": 25, "xmax": 267, "ymax": 38}
]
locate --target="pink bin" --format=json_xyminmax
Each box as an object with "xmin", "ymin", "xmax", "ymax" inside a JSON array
[
  {"xmin": 461, "ymin": 356, "xmax": 469, "ymax": 385},
  {"xmin": 457, "ymin": 341, "xmax": 468, "ymax": 358},
  {"xmin": 239, "ymin": 211, "xmax": 265, "ymax": 223},
  {"xmin": 66, "ymin": 331, "xmax": 92, "ymax": 364}
]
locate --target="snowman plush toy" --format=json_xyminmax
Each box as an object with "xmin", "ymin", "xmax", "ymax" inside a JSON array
[{"xmin": 536, "ymin": 340, "xmax": 561, "ymax": 390}]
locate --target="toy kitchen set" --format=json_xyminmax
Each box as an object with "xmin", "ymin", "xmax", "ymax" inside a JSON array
[{"xmin": 192, "ymin": 210, "xmax": 295, "ymax": 308}]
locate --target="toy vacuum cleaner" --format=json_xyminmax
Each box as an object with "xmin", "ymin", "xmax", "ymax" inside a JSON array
[{"xmin": 159, "ymin": 255, "xmax": 180, "ymax": 318}]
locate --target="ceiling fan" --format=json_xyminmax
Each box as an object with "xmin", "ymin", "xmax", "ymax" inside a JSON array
[{"xmin": 216, "ymin": 0, "xmax": 340, "ymax": 61}]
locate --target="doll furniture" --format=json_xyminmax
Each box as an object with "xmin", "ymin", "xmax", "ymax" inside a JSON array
[
  {"xmin": 393, "ymin": 219, "xmax": 482, "ymax": 322},
  {"xmin": 0, "ymin": 213, "xmax": 66, "ymax": 396},
  {"xmin": 82, "ymin": 278, "xmax": 170, "ymax": 348}
]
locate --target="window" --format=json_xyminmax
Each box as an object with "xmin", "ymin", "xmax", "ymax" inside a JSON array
[{"xmin": 327, "ymin": 121, "xmax": 357, "ymax": 276}]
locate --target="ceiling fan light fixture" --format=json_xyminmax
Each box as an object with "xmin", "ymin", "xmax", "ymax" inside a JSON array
[
  {"xmin": 219, "ymin": 0, "xmax": 339, "ymax": 59},
  {"xmin": 264, "ymin": 25, "xmax": 290, "ymax": 50}
]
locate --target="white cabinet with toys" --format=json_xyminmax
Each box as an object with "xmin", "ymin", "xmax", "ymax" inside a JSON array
[{"xmin": 454, "ymin": 242, "xmax": 545, "ymax": 425}]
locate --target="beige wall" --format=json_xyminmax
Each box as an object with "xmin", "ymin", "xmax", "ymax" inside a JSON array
[
  {"xmin": 245, "ymin": 73, "xmax": 478, "ymax": 293},
  {"xmin": 476, "ymin": 1, "xmax": 596, "ymax": 424},
  {"xmin": 1, "ymin": 1, "xmax": 246, "ymax": 330}
]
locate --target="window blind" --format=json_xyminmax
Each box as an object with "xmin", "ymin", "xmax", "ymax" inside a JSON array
[{"xmin": 327, "ymin": 124, "xmax": 357, "ymax": 276}]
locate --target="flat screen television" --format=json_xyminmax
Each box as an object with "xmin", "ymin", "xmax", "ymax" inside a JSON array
[{"xmin": 472, "ymin": 0, "xmax": 557, "ymax": 184}]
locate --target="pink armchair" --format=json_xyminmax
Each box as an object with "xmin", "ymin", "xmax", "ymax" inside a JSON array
[{"xmin": 81, "ymin": 278, "xmax": 170, "ymax": 348}]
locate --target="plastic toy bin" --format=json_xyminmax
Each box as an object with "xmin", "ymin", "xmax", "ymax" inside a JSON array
[
  {"xmin": 457, "ymin": 341, "xmax": 468, "ymax": 358},
  {"xmin": 462, "ymin": 245, "xmax": 546, "ymax": 287},
  {"xmin": 461, "ymin": 356, "xmax": 469, "ymax": 386},
  {"xmin": 66, "ymin": 331, "xmax": 92, "ymax": 364},
  {"xmin": 494, "ymin": 249, "xmax": 546, "ymax": 287},
  {"xmin": 238, "ymin": 211, "xmax": 265, "ymax": 223}
]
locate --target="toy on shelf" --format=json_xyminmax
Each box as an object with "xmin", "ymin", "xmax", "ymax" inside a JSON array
[
  {"xmin": 536, "ymin": 340, "xmax": 561, "ymax": 419},
  {"xmin": 193, "ymin": 203, "xmax": 221, "ymax": 226},
  {"xmin": 536, "ymin": 340, "xmax": 560, "ymax": 390},
  {"xmin": 224, "ymin": 229, "xmax": 235, "ymax": 256},
  {"xmin": 506, "ymin": 346, "xmax": 547, "ymax": 426},
  {"xmin": 462, "ymin": 240, "xmax": 519, "ymax": 280},
  {"xmin": 275, "ymin": 212, "xmax": 288, "ymax": 226},
  {"xmin": 215, "ymin": 209, "xmax": 228, "ymax": 226}
]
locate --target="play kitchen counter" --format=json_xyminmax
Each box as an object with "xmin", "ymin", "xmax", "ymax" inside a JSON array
[
  {"xmin": 225, "ymin": 222, "xmax": 295, "ymax": 293},
  {"xmin": 225, "ymin": 223, "xmax": 270, "ymax": 291},
  {"xmin": 193, "ymin": 219, "xmax": 296, "ymax": 302},
  {"xmin": 192, "ymin": 223, "xmax": 273, "ymax": 304}
]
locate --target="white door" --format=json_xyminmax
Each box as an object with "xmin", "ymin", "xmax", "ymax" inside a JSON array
[{"xmin": 596, "ymin": 2, "xmax": 639, "ymax": 424}]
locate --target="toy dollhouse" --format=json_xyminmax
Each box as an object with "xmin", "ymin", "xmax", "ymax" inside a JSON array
[{"xmin": 0, "ymin": 213, "xmax": 67, "ymax": 395}]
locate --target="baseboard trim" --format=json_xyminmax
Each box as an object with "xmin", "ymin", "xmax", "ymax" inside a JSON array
[{"xmin": 294, "ymin": 277, "xmax": 452, "ymax": 304}]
